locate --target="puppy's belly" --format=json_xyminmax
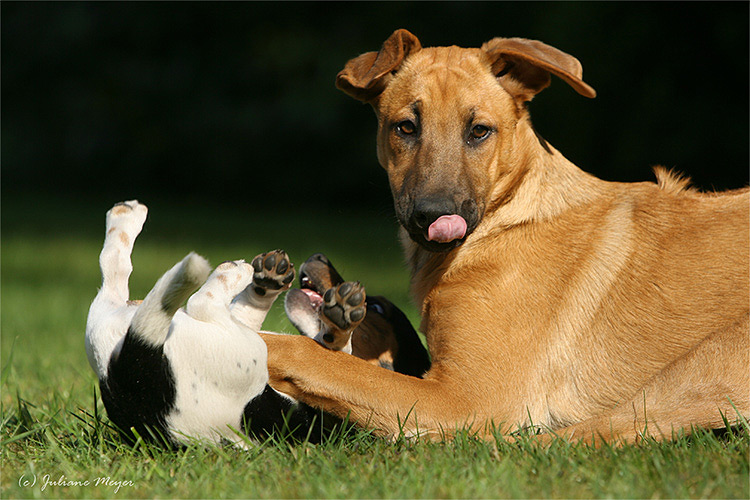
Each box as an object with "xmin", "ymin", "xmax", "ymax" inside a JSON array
[{"xmin": 164, "ymin": 311, "xmax": 271, "ymax": 443}]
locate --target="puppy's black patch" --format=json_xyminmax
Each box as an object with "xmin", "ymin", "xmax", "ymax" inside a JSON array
[
  {"xmin": 242, "ymin": 385, "xmax": 324, "ymax": 443},
  {"xmin": 100, "ymin": 328, "xmax": 177, "ymax": 447}
]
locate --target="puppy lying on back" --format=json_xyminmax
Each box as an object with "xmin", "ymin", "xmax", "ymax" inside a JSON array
[{"xmin": 86, "ymin": 201, "xmax": 428, "ymax": 447}]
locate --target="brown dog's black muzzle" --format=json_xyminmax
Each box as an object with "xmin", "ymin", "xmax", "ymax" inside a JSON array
[
  {"xmin": 400, "ymin": 196, "xmax": 481, "ymax": 253},
  {"xmin": 412, "ymin": 197, "xmax": 455, "ymax": 231}
]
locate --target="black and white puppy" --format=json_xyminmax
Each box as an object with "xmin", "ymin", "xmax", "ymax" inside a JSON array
[
  {"xmin": 86, "ymin": 201, "xmax": 432, "ymax": 448},
  {"xmin": 85, "ymin": 201, "xmax": 330, "ymax": 447}
]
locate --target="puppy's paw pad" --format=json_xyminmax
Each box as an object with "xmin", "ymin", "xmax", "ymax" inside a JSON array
[
  {"xmin": 322, "ymin": 281, "xmax": 366, "ymax": 331},
  {"xmin": 251, "ymin": 250, "xmax": 295, "ymax": 293}
]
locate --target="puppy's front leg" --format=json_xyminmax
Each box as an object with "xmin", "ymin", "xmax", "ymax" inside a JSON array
[
  {"xmin": 314, "ymin": 281, "xmax": 366, "ymax": 353},
  {"xmin": 230, "ymin": 250, "xmax": 295, "ymax": 331}
]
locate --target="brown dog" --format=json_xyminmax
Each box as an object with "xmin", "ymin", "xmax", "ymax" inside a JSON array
[{"xmin": 261, "ymin": 29, "xmax": 749, "ymax": 443}]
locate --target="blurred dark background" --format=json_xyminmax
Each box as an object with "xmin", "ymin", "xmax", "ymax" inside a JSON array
[{"xmin": 2, "ymin": 2, "xmax": 748, "ymax": 213}]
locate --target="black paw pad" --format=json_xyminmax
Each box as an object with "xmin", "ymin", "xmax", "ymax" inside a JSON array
[
  {"xmin": 322, "ymin": 281, "xmax": 366, "ymax": 331},
  {"xmin": 349, "ymin": 307, "xmax": 365, "ymax": 323},
  {"xmin": 347, "ymin": 292, "xmax": 364, "ymax": 307},
  {"xmin": 263, "ymin": 253, "xmax": 277, "ymax": 271},
  {"xmin": 251, "ymin": 250, "xmax": 295, "ymax": 292},
  {"xmin": 338, "ymin": 282, "xmax": 353, "ymax": 297},
  {"xmin": 324, "ymin": 305, "xmax": 346, "ymax": 329},
  {"xmin": 276, "ymin": 258, "xmax": 289, "ymax": 275}
]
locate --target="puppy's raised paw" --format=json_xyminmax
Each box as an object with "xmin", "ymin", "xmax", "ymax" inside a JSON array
[
  {"xmin": 251, "ymin": 250, "xmax": 295, "ymax": 295},
  {"xmin": 105, "ymin": 200, "xmax": 148, "ymax": 243},
  {"xmin": 322, "ymin": 281, "xmax": 366, "ymax": 336}
]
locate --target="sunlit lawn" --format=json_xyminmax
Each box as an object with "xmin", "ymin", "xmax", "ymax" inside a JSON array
[{"xmin": 2, "ymin": 195, "xmax": 748, "ymax": 499}]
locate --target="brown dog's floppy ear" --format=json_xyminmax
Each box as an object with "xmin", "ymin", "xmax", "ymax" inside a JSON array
[
  {"xmin": 482, "ymin": 37, "xmax": 596, "ymax": 102},
  {"xmin": 336, "ymin": 29, "xmax": 422, "ymax": 102}
]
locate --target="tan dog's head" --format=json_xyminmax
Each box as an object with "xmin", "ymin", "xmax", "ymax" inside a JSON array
[{"xmin": 337, "ymin": 29, "xmax": 596, "ymax": 252}]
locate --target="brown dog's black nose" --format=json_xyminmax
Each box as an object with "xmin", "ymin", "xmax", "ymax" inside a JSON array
[{"xmin": 412, "ymin": 198, "xmax": 456, "ymax": 229}]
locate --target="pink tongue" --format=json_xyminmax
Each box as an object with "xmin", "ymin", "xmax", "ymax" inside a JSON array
[
  {"xmin": 301, "ymin": 288, "xmax": 324, "ymax": 309},
  {"xmin": 427, "ymin": 215, "xmax": 467, "ymax": 243}
]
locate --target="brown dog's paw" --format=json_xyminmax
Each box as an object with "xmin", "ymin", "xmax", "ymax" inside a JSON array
[
  {"xmin": 251, "ymin": 250, "xmax": 295, "ymax": 295},
  {"xmin": 321, "ymin": 281, "xmax": 366, "ymax": 339}
]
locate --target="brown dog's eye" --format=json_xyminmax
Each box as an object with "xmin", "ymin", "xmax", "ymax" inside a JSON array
[
  {"xmin": 396, "ymin": 120, "xmax": 417, "ymax": 136},
  {"xmin": 470, "ymin": 125, "xmax": 491, "ymax": 140}
]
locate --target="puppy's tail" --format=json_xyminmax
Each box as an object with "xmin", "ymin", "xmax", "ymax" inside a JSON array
[{"xmin": 129, "ymin": 253, "xmax": 211, "ymax": 347}]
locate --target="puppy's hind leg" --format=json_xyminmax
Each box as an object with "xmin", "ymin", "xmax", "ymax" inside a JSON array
[
  {"xmin": 128, "ymin": 253, "xmax": 212, "ymax": 348},
  {"xmin": 86, "ymin": 200, "xmax": 149, "ymax": 378},
  {"xmin": 99, "ymin": 201, "xmax": 148, "ymax": 304},
  {"xmin": 103, "ymin": 252, "xmax": 211, "ymax": 445},
  {"xmin": 186, "ymin": 260, "xmax": 255, "ymax": 327},
  {"xmin": 230, "ymin": 250, "xmax": 295, "ymax": 331}
]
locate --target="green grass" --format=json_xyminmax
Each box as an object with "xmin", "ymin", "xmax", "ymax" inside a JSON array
[{"xmin": 2, "ymin": 196, "xmax": 749, "ymax": 499}]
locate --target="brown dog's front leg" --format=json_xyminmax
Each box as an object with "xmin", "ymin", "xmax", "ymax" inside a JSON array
[{"xmin": 259, "ymin": 333, "xmax": 473, "ymax": 438}]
